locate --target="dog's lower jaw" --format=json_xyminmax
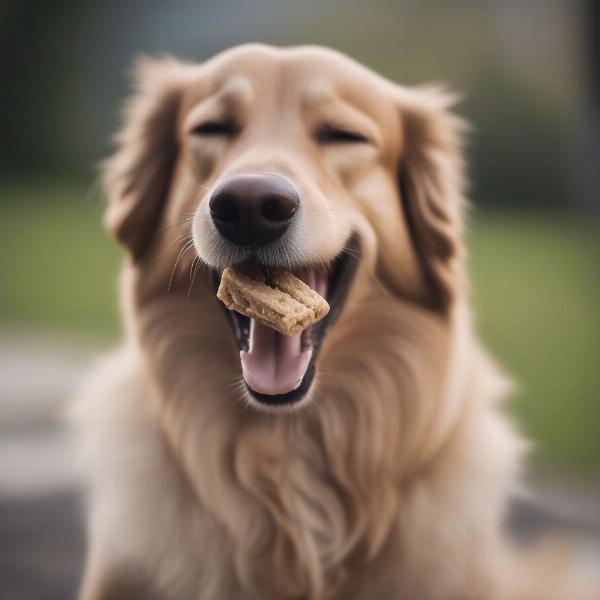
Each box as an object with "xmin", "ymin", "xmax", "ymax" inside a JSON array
[{"xmin": 242, "ymin": 362, "xmax": 318, "ymax": 411}]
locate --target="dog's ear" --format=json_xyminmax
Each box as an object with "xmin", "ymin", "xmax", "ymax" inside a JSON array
[
  {"xmin": 397, "ymin": 86, "xmax": 468, "ymax": 311},
  {"xmin": 102, "ymin": 57, "xmax": 191, "ymax": 260}
]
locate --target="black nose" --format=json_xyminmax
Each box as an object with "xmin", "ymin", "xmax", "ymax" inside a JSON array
[{"xmin": 209, "ymin": 174, "xmax": 300, "ymax": 246}]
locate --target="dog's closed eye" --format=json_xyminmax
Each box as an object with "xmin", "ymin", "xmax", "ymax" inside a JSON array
[
  {"xmin": 191, "ymin": 120, "xmax": 239, "ymax": 137},
  {"xmin": 315, "ymin": 124, "xmax": 369, "ymax": 144}
]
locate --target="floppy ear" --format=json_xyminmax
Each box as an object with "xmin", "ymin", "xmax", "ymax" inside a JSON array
[
  {"xmin": 397, "ymin": 86, "xmax": 468, "ymax": 311},
  {"xmin": 102, "ymin": 57, "xmax": 191, "ymax": 260}
]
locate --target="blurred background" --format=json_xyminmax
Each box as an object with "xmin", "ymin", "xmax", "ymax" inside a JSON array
[{"xmin": 1, "ymin": 0, "xmax": 599, "ymax": 597}]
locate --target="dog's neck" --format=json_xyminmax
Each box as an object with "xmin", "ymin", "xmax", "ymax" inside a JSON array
[{"xmin": 128, "ymin": 264, "xmax": 466, "ymax": 598}]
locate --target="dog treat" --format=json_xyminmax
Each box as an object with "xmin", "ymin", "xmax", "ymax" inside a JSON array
[{"xmin": 217, "ymin": 266, "xmax": 329, "ymax": 336}]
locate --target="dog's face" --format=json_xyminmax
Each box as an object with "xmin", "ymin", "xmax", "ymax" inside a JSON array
[{"xmin": 104, "ymin": 44, "xmax": 465, "ymax": 411}]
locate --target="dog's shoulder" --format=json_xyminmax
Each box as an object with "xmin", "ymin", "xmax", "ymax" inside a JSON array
[
  {"xmin": 69, "ymin": 345, "xmax": 162, "ymax": 498},
  {"xmin": 69, "ymin": 345, "xmax": 150, "ymax": 447},
  {"xmin": 70, "ymin": 346, "xmax": 241, "ymax": 598}
]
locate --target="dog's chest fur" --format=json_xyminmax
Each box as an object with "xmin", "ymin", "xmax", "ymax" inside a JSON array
[{"xmin": 75, "ymin": 335, "xmax": 521, "ymax": 600}]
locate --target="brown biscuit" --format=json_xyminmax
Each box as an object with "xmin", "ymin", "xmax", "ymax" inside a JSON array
[
  {"xmin": 269, "ymin": 269, "xmax": 330, "ymax": 322},
  {"xmin": 217, "ymin": 266, "xmax": 330, "ymax": 336}
]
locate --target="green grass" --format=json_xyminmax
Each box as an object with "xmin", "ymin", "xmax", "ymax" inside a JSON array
[
  {"xmin": 468, "ymin": 214, "xmax": 600, "ymax": 477},
  {"xmin": 0, "ymin": 181, "xmax": 120, "ymax": 336},
  {"xmin": 1, "ymin": 181, "xmax": 599, "ymax": 476}
]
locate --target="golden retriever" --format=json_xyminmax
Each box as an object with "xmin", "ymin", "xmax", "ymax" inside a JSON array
[{"xmin": 73, "ymin": 44, "xmax": 597, "ymax": 599}]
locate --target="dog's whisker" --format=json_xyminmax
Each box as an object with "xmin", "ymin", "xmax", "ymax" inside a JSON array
[
  {"xmin": 158, "ymin": 216, "xmax": 194, "ymax": 233},
  {"xmin": 337, "ymin": 247, "xmax": 390, "ymax": 297},
  {"xmin": 226, "ymin": 378, "xmax": 246, "ymax": 393},
  {"xmin": 227, "ymin": 378, "xmax": 257, "ymax": 412},
  {"xmin": 302, "ymin": 207, "xmax": 355, "ymax": 215},
  {"xmin": 196, "ymin": 183, "xmax": 212, "ymax": 193},
  {"xmin": 166, "ymin": 231, "xmax": 193, "ymax": 250},
  {"xmin": 338, "ymin": 247, "xmax": 361, "ymax": 260},
  {"xmin": 189, "ymin": 255, "xmax": 198, "ymax": 285},
  {"xmin": 186, "ymin": 256, "xmax": 202, "ymax": 300},
  {"xmin": 168, "ymin": 240, "xmax": 196, "ymax": 293}
]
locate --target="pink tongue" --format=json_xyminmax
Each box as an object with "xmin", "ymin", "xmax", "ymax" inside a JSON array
[
  {"xmin": 241, "ymin": 320, "xmax": 312, "ymax": 395},
  {"xmin": 240, "ymin": 268, "xmax": 329, "ymax": 396}
]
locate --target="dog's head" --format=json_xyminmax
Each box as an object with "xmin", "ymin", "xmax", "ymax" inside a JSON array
[{"xmin": 104, "ymin": 44, "xmax": 466, "ymax": 411}]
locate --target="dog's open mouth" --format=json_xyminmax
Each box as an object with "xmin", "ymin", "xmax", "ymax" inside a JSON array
[{"xmin": 211, "ymin": 234, "xmax": 360, "ymax": 406}]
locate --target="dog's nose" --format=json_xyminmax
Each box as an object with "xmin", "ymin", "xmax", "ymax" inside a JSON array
[{"xmin": 209, "ymin": 175, "xmax": 300, "ymax": 246}]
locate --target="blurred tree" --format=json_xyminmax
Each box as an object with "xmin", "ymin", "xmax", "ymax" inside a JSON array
[
  {"xmin": 466, "ymin": 60, "xmax": 570, "ymax": 210},
  {"xmin": 581, "ymin": 0, "xmax": 600, "ymax": 212},
  {"xmin": 0, "ymin": 1, "xmax": 93, "ymax": 177}
]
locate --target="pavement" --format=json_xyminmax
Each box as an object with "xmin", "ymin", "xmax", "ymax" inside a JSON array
[
  {"xmin": 0, "ymin": 335, "xmax": 93, "ymax": 600},
  {"xmin": 1, "ymin": 334, "xmax": 599, "ymax": 598}
]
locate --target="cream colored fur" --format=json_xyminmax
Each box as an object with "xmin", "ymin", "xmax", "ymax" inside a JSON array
[{"xmin": 73, "ymin": 44, "xmax": 598, "ymax": 599}]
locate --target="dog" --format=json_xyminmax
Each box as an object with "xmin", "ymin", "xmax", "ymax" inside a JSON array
[{"xmin": 73, "ymin": 44, "xmax": 597, "ymax": 599}]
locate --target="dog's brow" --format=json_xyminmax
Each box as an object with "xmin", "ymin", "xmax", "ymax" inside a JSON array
[
  {"xmin": 218, "ymin": 76, "xmax": 253, "ymax": 111},
  {"xmin": 183, "ymin": 77, "xmax": 253, "ymax": 132},
  {"xmin": 303, "ymin": 84, "xmax": 382, "ymax": 145},
  {"xmin": 302, "ymin": 81, "xmax": 334, "ymax": 109}
]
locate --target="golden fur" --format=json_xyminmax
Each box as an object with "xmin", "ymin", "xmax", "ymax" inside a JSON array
[{"xmin": 74, "ymin": 44, "xmax": 598, "ymax": 599}]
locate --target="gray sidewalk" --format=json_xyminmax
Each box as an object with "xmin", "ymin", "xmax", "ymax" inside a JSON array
[
  {"xmin": 0, "ymin": 335, "xmax": 96, "ymax": 599},
  {"xmin": 1, "ymin": 334, "xmax": 599, "ymax": 598}
]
